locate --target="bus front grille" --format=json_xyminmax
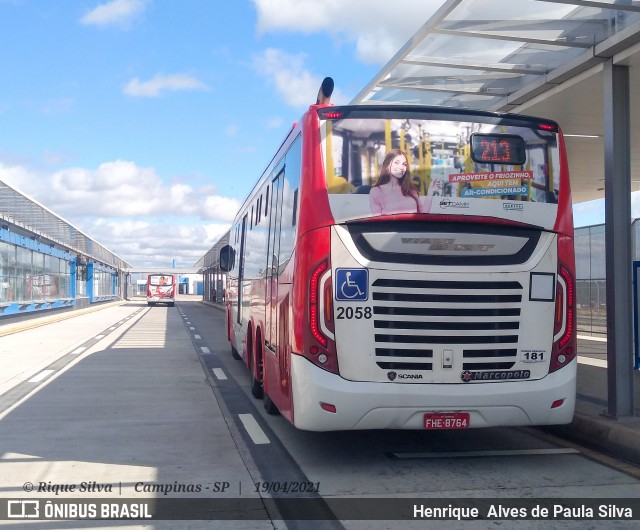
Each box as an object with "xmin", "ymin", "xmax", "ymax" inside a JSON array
[{"xmin": 372, "ymin": 278, "xmax": 522, "ymax": 372}]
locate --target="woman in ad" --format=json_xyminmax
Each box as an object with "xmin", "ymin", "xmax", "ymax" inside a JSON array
[{"xmin": 369, "ymin": 149, "xmax": 441, "ymax": 215}]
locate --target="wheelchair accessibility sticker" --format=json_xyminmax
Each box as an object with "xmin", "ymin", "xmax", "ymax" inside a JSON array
[{"xmin": 335, "ymin": 268, "xmax": 368, "ymax": 301}]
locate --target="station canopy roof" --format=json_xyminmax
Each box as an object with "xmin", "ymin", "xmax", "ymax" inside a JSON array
[
  {"xmin": 194, "ymin": 230, "xmax": 230, "ymax": 273},
  {"xmin": 351, "ymin": 0, "xmax": 640, "ymax": 204},
  {"xmin": 0, "ymin": 179, "xmax": 132, "ymax": 270}
]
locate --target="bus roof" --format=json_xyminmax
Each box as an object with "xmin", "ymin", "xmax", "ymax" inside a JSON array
[{"xmin": 317, "ymin": 105, "xmax": 559, "ymax": 132}]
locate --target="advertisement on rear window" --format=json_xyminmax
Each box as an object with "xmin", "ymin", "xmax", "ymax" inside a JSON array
[
  {"xmin": 149, "ymin": 275, "xmax": 174, "ymax": 286},
  {"xmin": 321, "ymin": 117, "xmax": 560, "ymax": 229}
]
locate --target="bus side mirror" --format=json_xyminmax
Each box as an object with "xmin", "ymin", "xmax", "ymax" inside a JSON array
[{"xmin": 219, "ymin": 245, "xmax": 235, "ymax": 272}]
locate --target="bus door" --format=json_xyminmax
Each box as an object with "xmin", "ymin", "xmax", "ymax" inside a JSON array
[
  {"xmin": 265, "ymin": 169, "xmax": 284, "ymax": 351},
  {"xmin": 236, "ymin": 215, "xmax": 247, "ymax": 325}
]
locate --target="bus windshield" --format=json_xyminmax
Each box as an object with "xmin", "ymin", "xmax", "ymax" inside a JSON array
[{"xmin": 321, "ymin": 108, "xmax": 560, "ymax": 229}]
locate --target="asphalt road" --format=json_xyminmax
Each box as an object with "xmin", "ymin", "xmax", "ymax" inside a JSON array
[{"xmin": 0, "ymin": 298, "xmax": 639, "ymax": 529}]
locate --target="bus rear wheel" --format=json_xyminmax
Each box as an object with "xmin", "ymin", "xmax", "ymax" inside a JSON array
[
  {"xmin": 263, "ymin": 392, "xmax": 279, "ymax": 415},
  {"xmin": 251, "ymin": 377, "xmax": 263, "ymax": 399}
]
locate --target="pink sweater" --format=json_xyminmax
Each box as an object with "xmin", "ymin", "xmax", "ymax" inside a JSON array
[{"xmin": 369, "ymin": 185, "xmax": 423, "ymax": 214}]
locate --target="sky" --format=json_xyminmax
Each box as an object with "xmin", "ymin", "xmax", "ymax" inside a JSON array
[
  {"xmin": 0, "ymin": 0, "xmax": 616, "ymax": 270},
  {"xmin": 0, "ymin": 0, "xmax": 445, "ymax": 269}
]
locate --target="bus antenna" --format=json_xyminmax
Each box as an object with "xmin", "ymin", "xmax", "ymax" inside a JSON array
[{"xmin": 316, "ymin": 77, "xmax": 334, "ymax": 105}]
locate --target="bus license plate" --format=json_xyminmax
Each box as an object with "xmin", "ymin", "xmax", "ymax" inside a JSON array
[{"xmin": 424, "ymin": 412, "xmax": 470, "ymax": 430}]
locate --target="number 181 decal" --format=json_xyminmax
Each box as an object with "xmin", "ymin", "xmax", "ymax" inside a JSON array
[{"xmin": 520, "ymin": 349, "xmax": 545, "ymax": 363}]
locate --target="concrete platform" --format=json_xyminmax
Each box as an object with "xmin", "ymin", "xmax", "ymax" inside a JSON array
[{"xmin": 545, "ymin": 334, "xmax": 640, "ymax": 466}]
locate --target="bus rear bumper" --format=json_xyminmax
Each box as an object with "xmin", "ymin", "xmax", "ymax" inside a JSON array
[{"xmin": 290, "ymin": 355, "xmax": 576, "ymax": 431}]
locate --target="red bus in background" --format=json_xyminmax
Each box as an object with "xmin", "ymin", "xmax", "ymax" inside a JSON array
[
  {"xmin": 219, "ymin": 78, "xmax": 576, "ymax": 431},
  {"xmin": 146, "ymin": 274, "xmax": 176, "ymax": 307}
]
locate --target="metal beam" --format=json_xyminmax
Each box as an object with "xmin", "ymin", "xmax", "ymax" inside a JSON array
[
  {"xmin": 124, "ymin": 268, "xmax": 200, "ymax": 275},
  {"xmin": 537, "ymin": 0, "xmax": 640, "ymax": 14},
  {"xmin": 430, "ymin": 28, "xmax": 594, "ymax": 48},
  {"xmin": 603, "ymin": 59, "xmax": 635, "ymax": 417},
  {"xmin": 402, "ymin": 56, "xmax": 548, "ymax": 75},
  {"xmin": 377, "ymin": 80, "xmax": 507, "ymax": 96}
]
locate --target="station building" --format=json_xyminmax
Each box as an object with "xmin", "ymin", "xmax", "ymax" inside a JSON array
[
  {"xmin": 194, "ymin": 231, "xmax": 229, "ymax": 305},
  {"xmin": 0, "ymin": 179, "xmax": 131, "ymax": 319}
]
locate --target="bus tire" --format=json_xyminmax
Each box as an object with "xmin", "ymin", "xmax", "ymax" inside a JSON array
[
  {"xmin": 231, "ymin": 346, "xmax": 241, "ymax": 360},
  {"xmin": 263, "ymin": 392, "xmax": 279, "ymax": 415},
  {"xmin": 251, "ymin": 377, "xmax": 263, "ymax": 399},
  {"xmin": 169, "ymin": 302, "xmax": 175, "ymax": 307}
]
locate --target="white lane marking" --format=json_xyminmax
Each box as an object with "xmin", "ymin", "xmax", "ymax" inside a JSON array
[
  {"xmin": 238, "ymin": 414, "xmax": 270, "ymax": 445},
  {"xmin": 201, "ymin": 347, "xmax": 211, "ymax": 354},
  {"xmin": 194, "ymin": 335, "xmax": 201, "ymax": 339},
  {"xmin": 392, "ymin": 448, "xmax": 580, "ymax": 459},
  {"xmin": 109, "ymin": 327, "xmax": 116, "ymax": 330},
  {"xmin": 71, "ymin": 347, "xmax": 86, "ymax": 355},
  {"xmin": 212, "ymin": 368, "xmax": 227, "ymax": 380},
  {"xmin": 578, "ymin": 356, "xmax": 607, "ymax": 368},
  {"xmin": 186, "ymin": 322, "xmax": 191, "ymax": 325},
  {"xmin": 28, "ymin": 370, "xmax": 55, "ymax": 383},
  {"xmin": 95, "ymin": 335, "xmax": 105, "ymax": 340},
  {"xmin": 189, "ymin": 327, "xmax": 195, "ymax": 330}
]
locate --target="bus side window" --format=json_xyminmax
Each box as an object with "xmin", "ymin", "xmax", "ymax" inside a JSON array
[
  {"xmin": 265, "ymin": 186, "xmax": 269, "ymax": 217},
  {"xmin": 292, "ymin": 188, "xmax": 298, "ymax": 227},
  {"xmin": 237, "ymin": 215, "xmax": 248, "ymax": 323}
]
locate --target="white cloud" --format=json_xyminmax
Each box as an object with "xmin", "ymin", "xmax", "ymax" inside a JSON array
[
  {"xmin": 39, "ymin": 160, "xmax": 239, "ymax": 220},
  {"xmin": 80, "ymin": 0, "xmax": 149, "ymax": 28},
  {"xmin": 572, "ymin": 192, "xmax": 640, "ymax": 227},
  {"xmin": 123, "ymin": 74, "xmax": 209, "ymax": 97},
  {"xmin": 253, "ymin": 49, "xmax": 316, "ymax": 108},
  {"xmin": 202, "ymin": 196, "xmax": 242, "ymax": 222},
  {"xmin": 0, "ymin": 163, "xmax": 33, "ymax": 188},
  {"xmin": 80, "ymin": 218, "xmax": 230, "ymax": 268},
  {"xmin": 266, "ymin": 117, "xmax": 282, "ymax": 129},
  {"xmin": 0, "ymin": 160, "xmax": 238, "ymax": 267},
  {"xmin": 254, "ymin": 0, "xmax": 334, "ymax": 33},
  {"xmin": 353, "ymin": 28, "xmax": 405, "ymax": 65},
  {"xmin": 252, "ymin": 0, "xmax": 441, "ymax": 64},
  {"xmin": 631, "ymin": 193, "xmax": 640, "ymax": 219},
  {"xmin": 573, "ymin": 200, "xmax": 603, "ymax": 214},
  {"xmin": 253, "ymin": 48, "xmax": 347, "ymax": 108}
]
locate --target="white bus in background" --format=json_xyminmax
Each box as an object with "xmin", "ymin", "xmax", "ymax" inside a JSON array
[{"xmin": 146, "ymin": 274, "xmax": 176, "ymax": 307}]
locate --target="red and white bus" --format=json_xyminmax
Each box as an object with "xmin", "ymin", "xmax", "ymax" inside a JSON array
[
  {"xmin": 146, "ymin": 274, "xmax": 176, "ymax": 307},
  {"xmin": 219, "ymin": 79, "xmax": 576, "ymax": 431}
]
